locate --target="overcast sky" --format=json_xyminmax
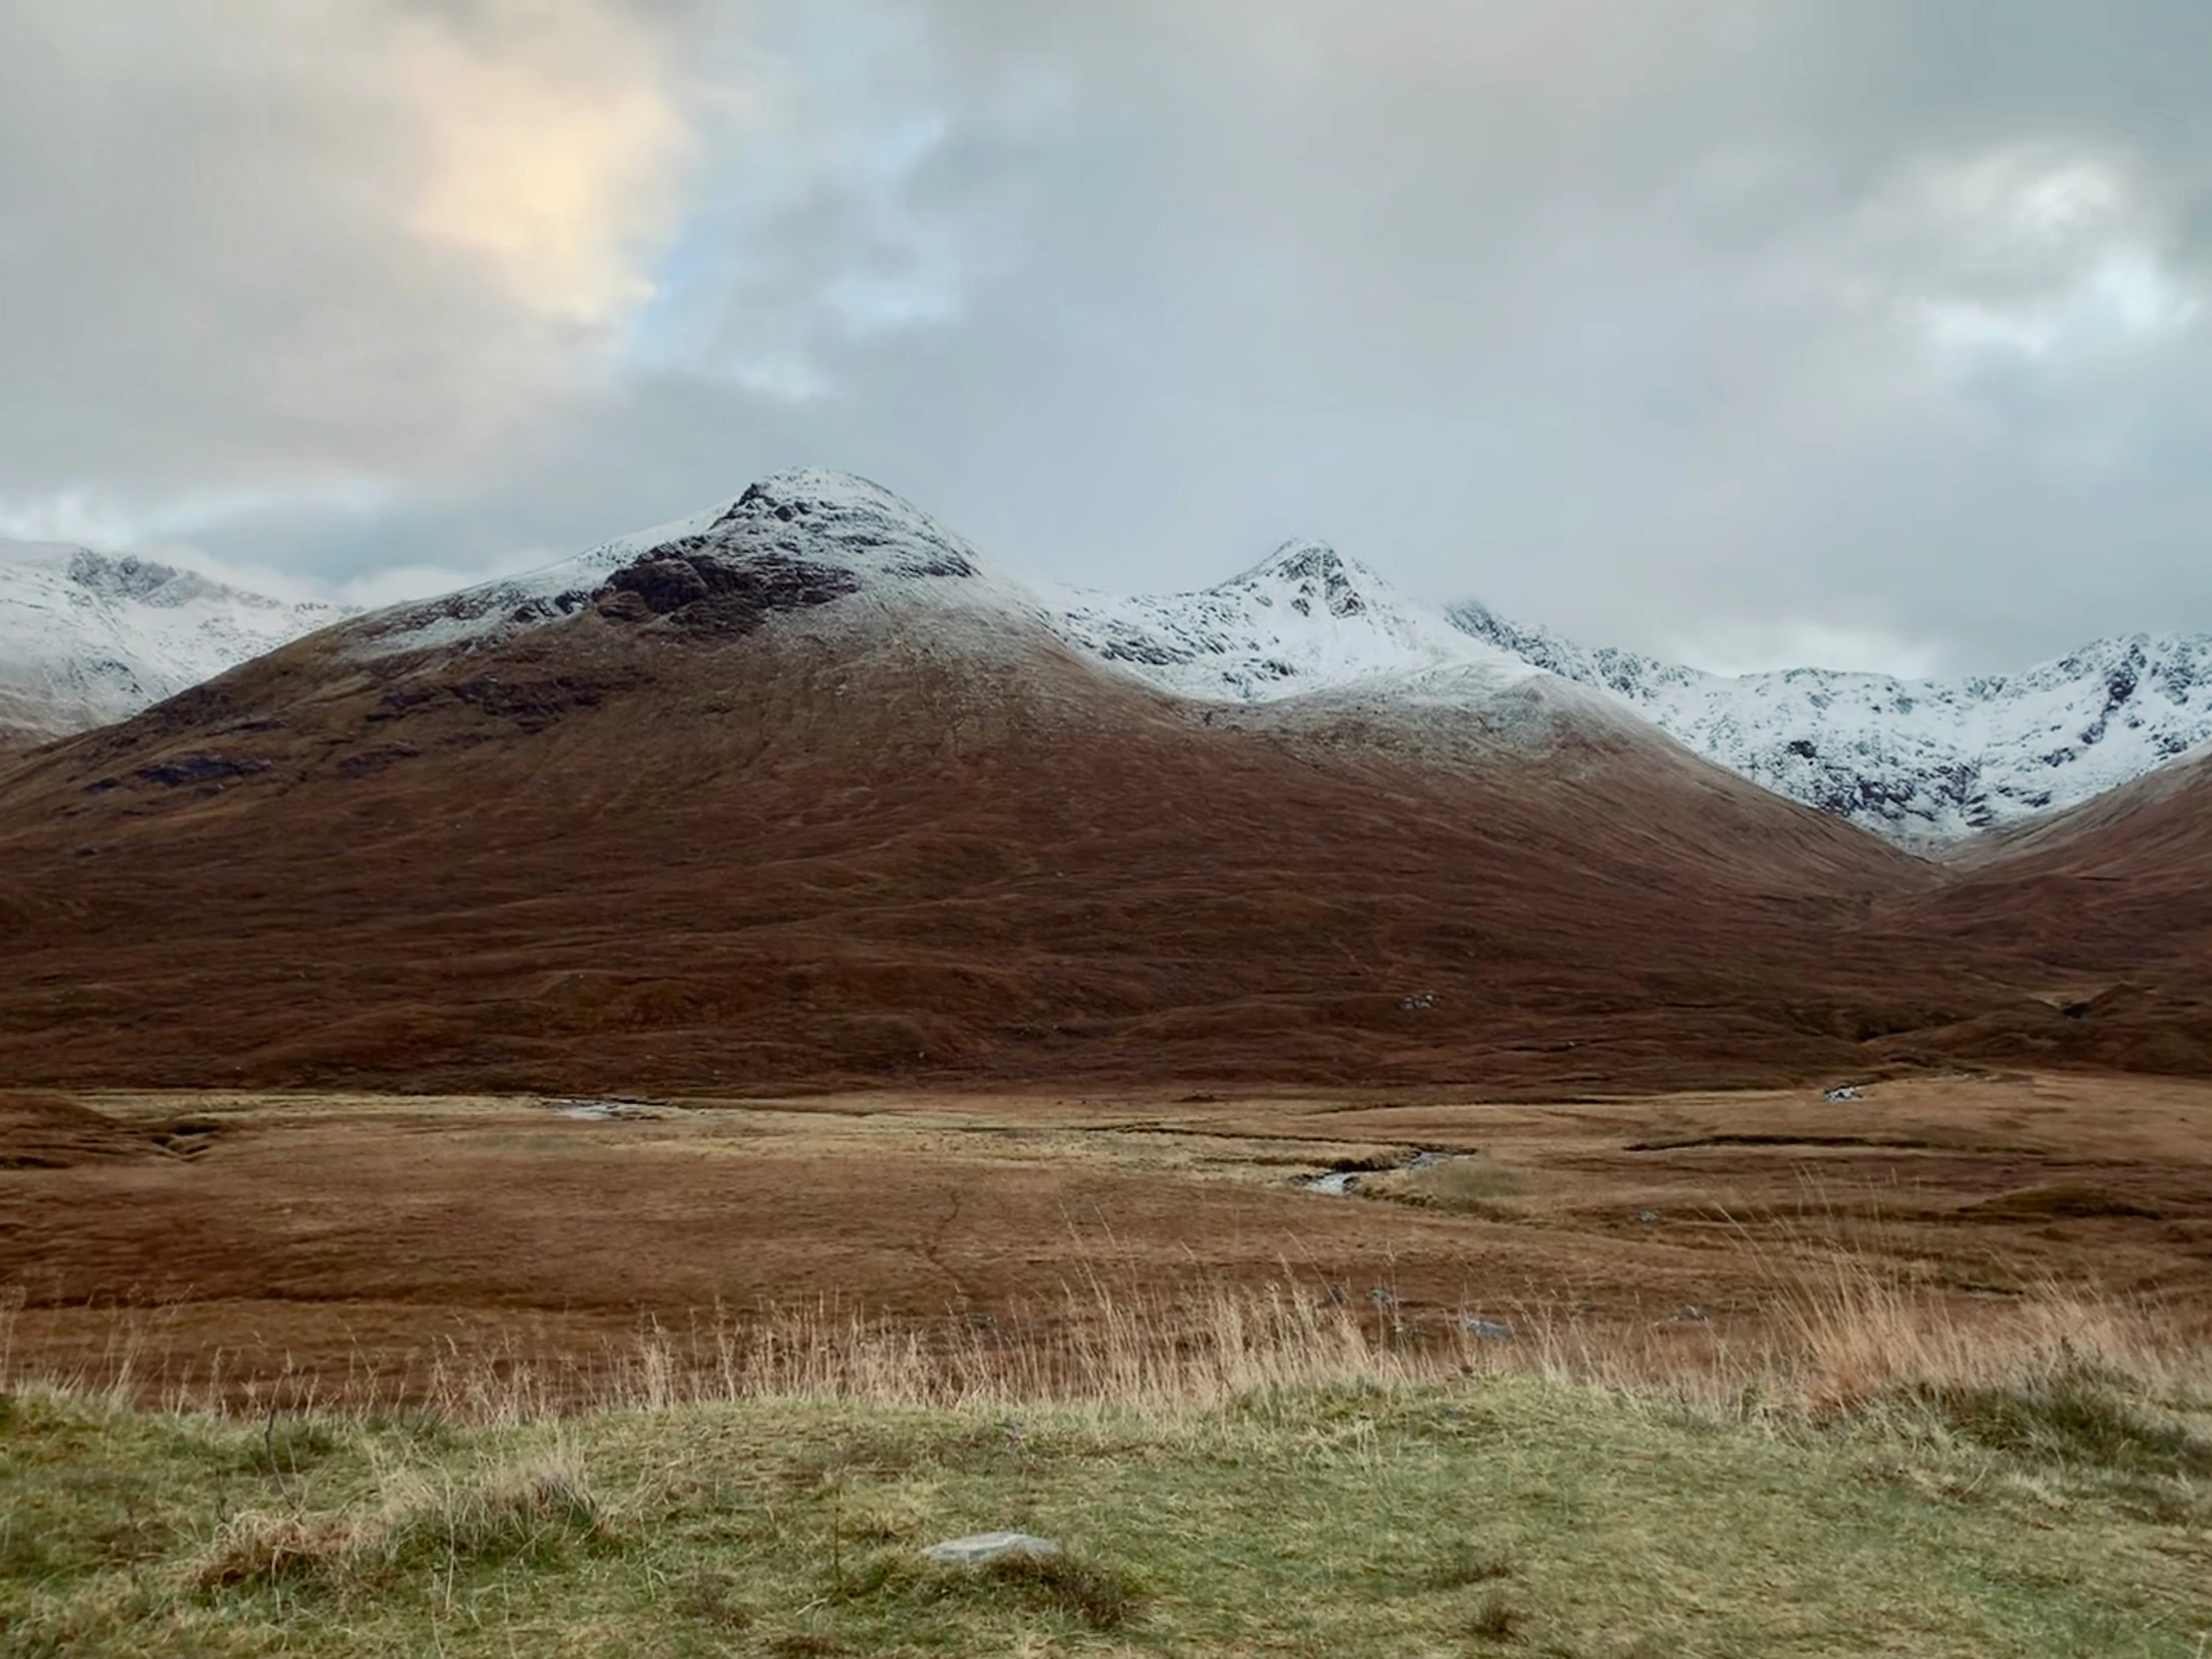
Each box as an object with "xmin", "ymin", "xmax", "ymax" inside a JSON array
[{"xmin": 4, "ymin": 1, "xmax": 2210, "ymax": 675}]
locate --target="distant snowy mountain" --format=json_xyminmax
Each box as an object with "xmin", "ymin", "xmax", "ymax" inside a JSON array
[
  {"xmin": 1448, "ymin": 600, "xmax": 2212, "ymax": 844},
  {"xmin": 1045, "ymin": 540, "xmax": 1534, "ymax": 704},
  {"xmin": 0, "ymin": 541, "xmax": 346, "ymax": 746}
]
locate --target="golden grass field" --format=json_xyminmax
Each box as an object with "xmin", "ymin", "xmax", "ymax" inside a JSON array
[{"xmin": 7, "ymin": 1069, "xmax": 2210, "ymax": 1409}]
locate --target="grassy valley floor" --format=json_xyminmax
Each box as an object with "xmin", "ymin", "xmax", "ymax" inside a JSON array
[{"xmin": 4, "ymin": 1372, "xmax": 2210, "ymax": 1658}]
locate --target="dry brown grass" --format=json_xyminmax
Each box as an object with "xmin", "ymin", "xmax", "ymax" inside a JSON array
[
  {"xmin": 8, "ymin": 1077, "xmax": 2212, "ymax": 1431},
  {"xmin": 9, "ymin": 1261, "xmax": 2205, "ymax": 1432},
  {"xmin": 190, "ymin": 1509, "xmax": 361, "ymax": 1591}
]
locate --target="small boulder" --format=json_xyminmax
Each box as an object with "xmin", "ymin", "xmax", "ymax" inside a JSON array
[{"xmin": 923, "ymin": 1531, "xmax": 1061, "ymax": 1566}]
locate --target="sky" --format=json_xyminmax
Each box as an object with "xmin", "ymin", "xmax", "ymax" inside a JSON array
[{"xmin": 3, "ymin": 1, "xmax": 2210, "ymax": 678}]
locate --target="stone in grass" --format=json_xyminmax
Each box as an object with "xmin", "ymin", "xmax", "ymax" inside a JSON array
[{"xmin": 923, "ymin": 1531, "xmax": 1062, "ymax": 1566}]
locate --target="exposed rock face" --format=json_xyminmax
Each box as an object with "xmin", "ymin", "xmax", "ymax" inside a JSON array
[{"xmin": 600, "ymin": 548, "xmax": 860, "ymax": 631}]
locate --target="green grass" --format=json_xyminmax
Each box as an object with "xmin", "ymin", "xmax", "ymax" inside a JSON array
[{"xmin": 2, "ymin": 1377, "xmax": 2209, "ymax": 1657}]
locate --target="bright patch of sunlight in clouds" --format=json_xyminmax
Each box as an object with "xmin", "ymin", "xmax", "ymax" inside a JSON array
[{"xmin": 399, "ymin": 2, "xmax": 690, "ymax": 323}]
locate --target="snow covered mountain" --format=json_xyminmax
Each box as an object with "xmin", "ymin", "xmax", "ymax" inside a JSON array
[
  {"xmin": 0, "ymin": 467, "xmax": 1933, "ymax": 1100},
  {"xmin": 356, "ymin": 470, "xmax": 1545, "ymax": 714},
  {"xmin": 12, "ymin": 471, "xmax": 2207, "ymax": 852},
  {"xmin": 1044, "ymin": 540, "xmax": 1533, "ymax": 705},
  {"xmin": 1448, "ymin": 600, "xmax": 2212, "ymax": 844},
  {"xmin": 351, "ymin": 467, "xmax": 1023, "ymax": 663},
  {"xmin": 0, "ymin": 540, "xmax": 346, "ymax": 747}
]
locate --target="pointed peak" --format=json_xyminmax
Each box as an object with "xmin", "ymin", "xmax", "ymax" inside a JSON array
[
  {"xmin": 1242, "ymin": 538, "xmax": 1364, "ymax": 580},
  {"xmin": 714, "ymin": 467, "xmax": 922, "ymax": 526},
  {"xmin": 1226, "ymin": 539, "xmax": 1395, "ymax": 621}
]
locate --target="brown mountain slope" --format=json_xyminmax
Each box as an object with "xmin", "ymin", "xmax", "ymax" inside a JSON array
[
  {"xmin": 0, "ymin": 473, "xmax": 2093, "ymax": 1095},
  {"xmin": 1864, "ymin": 746, "xmax": 2212, "ymax": 1075}
]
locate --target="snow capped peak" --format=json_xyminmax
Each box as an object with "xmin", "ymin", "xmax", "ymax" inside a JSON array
[
  {"xmin": 723, "ymin": 465, "xmax": 941, "ymax": 524},
  {"xmin": 1044, "ymin": 539, "xmax": 1530, "ymax": 705},
  {"xmin": 350, "ymin": 474, "xmax": 1539, "ymax": 712},
  {"xmin": 62, "ymin": 549, "xmax": 244, "ymax": 609},
  {"xmin": 692, "ymin": 466, "xmax": 995, "ymax": 587},
  {"xmin": 351, "ymin": 467, "xmax": 1025, "ymax": 659},
  {"xmin": 1449, "ymin": 600, "xmax": 2212, "ymax": 843},
  {"xmin": 1226, "ymin": 539, "xmax": 1382, "ymax": 619}
]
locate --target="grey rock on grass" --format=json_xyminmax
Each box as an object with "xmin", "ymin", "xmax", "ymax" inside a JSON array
[{"xmin": 923, "ymin": 1531, "xmax": 1062, "ymax": 1566}]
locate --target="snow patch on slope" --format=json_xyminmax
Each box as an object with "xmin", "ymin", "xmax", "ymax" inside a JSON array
[
  {"xmin": 0, "ymin": 541, "xmax": 345, "ymax": 745},
  {"xmin": 1449, "ymin": 600, "xmax": 2212, "ymax": 843}
]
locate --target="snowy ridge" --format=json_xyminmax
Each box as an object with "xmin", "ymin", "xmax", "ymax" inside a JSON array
[
  {"xmin": 1449, "ymin": 600, "xmax": 2212, "ymax": 843},
  {"xmin": 352, "ymin": 467, "xmax": 1032, "ymax": 659},
  {"xmin": 0, "ymin": 541, "xmax": 344, "ymax": 746},
  {"xmin": 355, "ymin": 470, "xmax": 1540, "ymax": 712},
  {"xmin": 1045, "ymin": 541, "xmax": 1535, "ymax": 704},
  {"xmin": 20, "ymin": 466, "xmax": 2207, "ymax": 849}
]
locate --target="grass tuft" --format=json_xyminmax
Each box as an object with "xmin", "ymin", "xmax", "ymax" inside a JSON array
[
  {"xmin": 190, "ymin": 1509, "xmax": 357, "ymax": 1592},
  {"xmin": 1423, "ymin": 1543, "xmax": 1515, "ymax": 1590},
  {"xmin": 980, "ymin": 1549, "xmax": 1142, "ymax": 1630},
  {"xmin": 186, "ymin": 1446, "xmax": 611, "ymax": 1596},
  {"xmin": 373, "ymin": 1447, "xmax": 611, "ymax": 1569},
  {"xmin": 852, "ymin": 1544, "xmax": 1143, "ymax": 1631},
  {"xmin": 1466, "ymin": 1591, "xmax": 1527, "ymax": 1643}
]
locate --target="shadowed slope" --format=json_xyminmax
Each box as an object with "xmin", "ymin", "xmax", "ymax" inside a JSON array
[
  {"xmin": 0, "ymin": 471, "xmax": 2066, "ymax": 1095},
  {"xmin": 1863, "ymin": 747, "xmax": 2212, "ymax": 1076}
]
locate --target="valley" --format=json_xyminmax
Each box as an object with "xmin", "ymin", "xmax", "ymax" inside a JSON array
[{"xmin": 1, "ymin": 470, "xmax": 2206, "ymax": 1412}]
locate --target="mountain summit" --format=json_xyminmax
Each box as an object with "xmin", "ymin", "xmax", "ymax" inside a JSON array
[
  {"xmin": 352, "ymin": 468, "xmax": 1023, "ymax": 663},
  {"xmin": 1045, "ymin": 539, "xmax": 1530, "ymax": 705}
]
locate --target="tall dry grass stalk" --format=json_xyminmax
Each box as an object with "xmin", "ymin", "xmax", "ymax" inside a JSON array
[
  {"xmin": 1778, "ymin": 1256, "xmax": 2211, "ymax": 1411},
  {"xmin": 418, "ymin": 1279, "xmax": 1449, "ymax": 1423},
  {"xmin": 5, "ymin": 1265, "xmax": 2206, "ymax": 1426}
]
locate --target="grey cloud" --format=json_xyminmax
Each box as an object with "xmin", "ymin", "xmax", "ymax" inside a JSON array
[{"xmin": 4, "ymin": 0, "xmax": 2211, "ymax": 675}]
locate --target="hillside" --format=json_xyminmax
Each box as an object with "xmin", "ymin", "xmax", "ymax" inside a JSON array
[
  {"xmin": 0, "ymin": 469, "xmax": 1979, "ymax": 1096},
  {"xmin": 1865, "ymin": 743, "xmax": 2212, "ymax": 1075}
]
